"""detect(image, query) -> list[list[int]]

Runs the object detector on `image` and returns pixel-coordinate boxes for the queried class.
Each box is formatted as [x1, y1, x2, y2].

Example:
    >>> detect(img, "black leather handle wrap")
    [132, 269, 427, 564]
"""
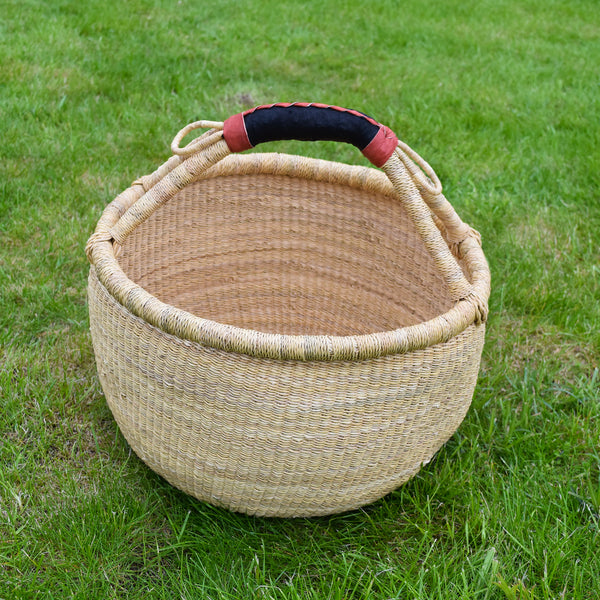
[223, 103, 399, 167]
[245, 105, 380, 150]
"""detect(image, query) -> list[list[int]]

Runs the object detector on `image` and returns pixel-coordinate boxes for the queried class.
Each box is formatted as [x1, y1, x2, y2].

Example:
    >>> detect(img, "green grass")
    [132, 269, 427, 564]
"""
[1, 0, 599, 597]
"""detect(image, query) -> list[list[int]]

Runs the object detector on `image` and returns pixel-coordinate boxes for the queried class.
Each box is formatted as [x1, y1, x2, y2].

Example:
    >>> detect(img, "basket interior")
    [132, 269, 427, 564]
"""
[117, 173, 456, 336]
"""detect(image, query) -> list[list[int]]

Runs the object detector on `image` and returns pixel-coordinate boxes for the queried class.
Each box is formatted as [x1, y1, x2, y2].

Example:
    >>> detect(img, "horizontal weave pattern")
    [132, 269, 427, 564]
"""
[119, 175, 451, 336]
[89, 269, 485, 517]
[87, 140, 490, 517]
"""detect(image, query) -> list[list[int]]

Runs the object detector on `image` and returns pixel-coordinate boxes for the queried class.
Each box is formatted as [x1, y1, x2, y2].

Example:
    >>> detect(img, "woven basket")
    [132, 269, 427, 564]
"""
[86, 104, 490, 517]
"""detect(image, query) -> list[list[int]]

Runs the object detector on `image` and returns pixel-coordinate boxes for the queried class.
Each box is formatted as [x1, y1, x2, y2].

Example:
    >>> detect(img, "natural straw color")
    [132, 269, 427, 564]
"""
[86, 123, 490, 517]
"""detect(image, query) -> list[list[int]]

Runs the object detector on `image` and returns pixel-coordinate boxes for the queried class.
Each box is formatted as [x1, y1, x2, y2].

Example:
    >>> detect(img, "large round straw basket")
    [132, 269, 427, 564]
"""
[86, 104, 490, 517]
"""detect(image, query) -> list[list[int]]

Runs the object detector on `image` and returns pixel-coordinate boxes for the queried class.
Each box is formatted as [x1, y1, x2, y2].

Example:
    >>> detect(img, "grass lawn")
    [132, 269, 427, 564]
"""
[1, 0, 598, 597]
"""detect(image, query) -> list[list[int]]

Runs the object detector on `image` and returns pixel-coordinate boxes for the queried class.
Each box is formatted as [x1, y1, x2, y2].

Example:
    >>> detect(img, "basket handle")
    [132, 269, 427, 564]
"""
[222, 103, 399, 168]
[100, 105, 488, 321]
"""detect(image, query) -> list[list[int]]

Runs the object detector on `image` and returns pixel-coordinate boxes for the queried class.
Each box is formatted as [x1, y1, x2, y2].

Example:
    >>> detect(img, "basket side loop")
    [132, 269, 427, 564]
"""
[393, 143, 479, 252]
[171, 121, 225, 156]
[382, 152, 477, 306]
[394, 141, 442, 196]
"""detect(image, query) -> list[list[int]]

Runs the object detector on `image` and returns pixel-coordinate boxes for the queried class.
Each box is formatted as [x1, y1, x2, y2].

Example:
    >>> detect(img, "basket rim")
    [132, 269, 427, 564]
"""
[88, 151, 490, 361]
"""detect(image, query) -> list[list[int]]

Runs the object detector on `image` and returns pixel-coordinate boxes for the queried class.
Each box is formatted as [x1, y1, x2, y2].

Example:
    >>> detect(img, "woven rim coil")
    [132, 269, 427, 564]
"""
[86, 105, 491, 517]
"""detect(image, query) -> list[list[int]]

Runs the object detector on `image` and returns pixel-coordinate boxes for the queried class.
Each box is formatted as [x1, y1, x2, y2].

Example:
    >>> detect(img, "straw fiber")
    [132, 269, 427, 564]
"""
[86, 125, 490, 517]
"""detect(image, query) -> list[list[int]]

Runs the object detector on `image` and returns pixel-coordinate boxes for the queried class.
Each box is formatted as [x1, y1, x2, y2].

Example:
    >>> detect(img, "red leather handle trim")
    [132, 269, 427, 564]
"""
[361, 125, 399, 168]
[222, 112, 252, 153]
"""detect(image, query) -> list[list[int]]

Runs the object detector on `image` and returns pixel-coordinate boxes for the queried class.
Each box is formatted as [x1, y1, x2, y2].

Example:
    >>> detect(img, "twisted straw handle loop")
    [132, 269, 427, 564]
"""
[394, 141, 442, 196]
[393, 142, 480, 248]
[171, 120, 225, 156]
[381, 152, 480, 309]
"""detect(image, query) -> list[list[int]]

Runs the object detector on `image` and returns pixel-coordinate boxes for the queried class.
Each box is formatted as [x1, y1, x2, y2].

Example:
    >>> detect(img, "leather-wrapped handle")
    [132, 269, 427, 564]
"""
[223, 103, 399, 168]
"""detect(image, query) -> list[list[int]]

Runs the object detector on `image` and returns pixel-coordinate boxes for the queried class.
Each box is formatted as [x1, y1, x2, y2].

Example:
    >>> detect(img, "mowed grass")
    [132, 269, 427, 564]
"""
[1, 0, 599, 598]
